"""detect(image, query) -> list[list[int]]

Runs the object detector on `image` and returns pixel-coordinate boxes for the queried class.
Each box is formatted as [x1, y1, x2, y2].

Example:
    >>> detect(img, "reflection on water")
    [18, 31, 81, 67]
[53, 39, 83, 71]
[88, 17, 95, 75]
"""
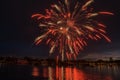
[0, 64, 120, 80]
[32, 66, 39, 77]
[31, 65, 120, 80]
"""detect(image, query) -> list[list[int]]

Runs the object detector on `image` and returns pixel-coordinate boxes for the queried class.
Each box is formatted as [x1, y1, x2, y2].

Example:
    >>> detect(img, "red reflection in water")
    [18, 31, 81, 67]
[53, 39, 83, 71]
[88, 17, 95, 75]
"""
[43, 67, 48, 78]
[56, 66, 60, 80]
[56, 66, 85, 80]
[65, 67, 73, 80]
[42, 66, 113, 80]
[32, 66, 39, 77]
[73, 68, 85, 80]
[56, 66, 67, 80]
[65, 67, 85, 80]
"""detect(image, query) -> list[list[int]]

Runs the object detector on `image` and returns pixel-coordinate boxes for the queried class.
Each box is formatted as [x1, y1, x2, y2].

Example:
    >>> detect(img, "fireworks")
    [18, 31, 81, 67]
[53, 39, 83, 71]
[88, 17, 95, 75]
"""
[32, 0, 113, 60]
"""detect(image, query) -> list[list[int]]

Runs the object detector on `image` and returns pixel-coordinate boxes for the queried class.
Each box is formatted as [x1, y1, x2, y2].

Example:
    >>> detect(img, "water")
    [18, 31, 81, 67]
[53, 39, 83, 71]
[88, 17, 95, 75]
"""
[0, 64, 120, 80]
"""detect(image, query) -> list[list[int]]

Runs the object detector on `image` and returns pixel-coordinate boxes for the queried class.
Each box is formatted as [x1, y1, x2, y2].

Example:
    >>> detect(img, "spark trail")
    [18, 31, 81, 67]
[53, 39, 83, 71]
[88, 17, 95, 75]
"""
[32, 0, 113, 60]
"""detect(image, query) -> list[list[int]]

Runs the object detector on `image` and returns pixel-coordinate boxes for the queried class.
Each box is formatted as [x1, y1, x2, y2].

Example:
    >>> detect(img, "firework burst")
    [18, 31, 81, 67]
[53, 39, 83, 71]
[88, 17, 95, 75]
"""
[32, 0, 113, 60]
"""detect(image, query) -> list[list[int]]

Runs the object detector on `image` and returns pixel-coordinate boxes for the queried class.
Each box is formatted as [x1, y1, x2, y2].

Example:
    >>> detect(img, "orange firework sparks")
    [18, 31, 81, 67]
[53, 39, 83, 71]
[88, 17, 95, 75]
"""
[32, 0, 113, 60]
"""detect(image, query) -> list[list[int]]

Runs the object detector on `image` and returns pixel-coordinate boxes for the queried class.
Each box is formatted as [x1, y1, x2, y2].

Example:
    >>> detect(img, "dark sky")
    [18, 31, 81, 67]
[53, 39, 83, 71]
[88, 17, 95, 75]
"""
[1, 0, 120, 59]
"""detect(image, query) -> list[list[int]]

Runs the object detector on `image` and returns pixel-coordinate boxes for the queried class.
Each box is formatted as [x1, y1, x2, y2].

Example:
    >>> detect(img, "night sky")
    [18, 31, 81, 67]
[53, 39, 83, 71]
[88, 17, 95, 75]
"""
[1, 0, 120, 59]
